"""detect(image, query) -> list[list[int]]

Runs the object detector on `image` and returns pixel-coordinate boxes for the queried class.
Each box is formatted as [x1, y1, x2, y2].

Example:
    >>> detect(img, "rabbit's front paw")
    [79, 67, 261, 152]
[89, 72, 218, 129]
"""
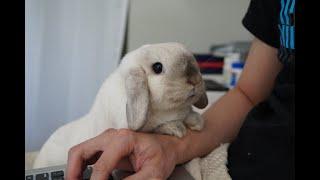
[154, 120, 187, 138]
[184, 112, 204, 131]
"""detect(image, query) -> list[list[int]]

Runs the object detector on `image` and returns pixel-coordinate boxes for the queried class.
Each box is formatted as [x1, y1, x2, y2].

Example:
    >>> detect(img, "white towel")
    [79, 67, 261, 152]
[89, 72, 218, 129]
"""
[184, 143, 231, 180]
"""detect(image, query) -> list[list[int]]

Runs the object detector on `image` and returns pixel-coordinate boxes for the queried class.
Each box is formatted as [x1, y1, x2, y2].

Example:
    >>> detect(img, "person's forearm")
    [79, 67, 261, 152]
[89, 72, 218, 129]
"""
[174, 86, 254, 164]
[172, 38, 281, 165]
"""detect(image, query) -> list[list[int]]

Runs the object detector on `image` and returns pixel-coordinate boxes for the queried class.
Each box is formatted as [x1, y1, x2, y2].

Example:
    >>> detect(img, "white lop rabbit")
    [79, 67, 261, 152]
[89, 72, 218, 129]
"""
[33, 42, 208, 169]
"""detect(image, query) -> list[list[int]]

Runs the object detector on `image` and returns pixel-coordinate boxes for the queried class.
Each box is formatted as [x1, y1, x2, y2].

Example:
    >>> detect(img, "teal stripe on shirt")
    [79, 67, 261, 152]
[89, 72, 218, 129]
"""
[280, 0, 285, 24]
[284, 0, 291, 25]
[290, 26, 295, 49]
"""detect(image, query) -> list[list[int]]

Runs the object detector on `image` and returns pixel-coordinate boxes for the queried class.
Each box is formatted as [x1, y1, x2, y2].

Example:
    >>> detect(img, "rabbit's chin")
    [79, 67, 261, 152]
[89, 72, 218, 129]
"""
[174, 89, 204, 108]
[185, 94, 200, 106]
[171, 92, 200, 108]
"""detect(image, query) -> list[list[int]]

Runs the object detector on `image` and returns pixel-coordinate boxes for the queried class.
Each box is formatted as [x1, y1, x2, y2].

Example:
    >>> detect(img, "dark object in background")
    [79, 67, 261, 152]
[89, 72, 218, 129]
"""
[210, 41, 251, 63]
[204, 79, 229, 91]
[194, 54, 224, 74]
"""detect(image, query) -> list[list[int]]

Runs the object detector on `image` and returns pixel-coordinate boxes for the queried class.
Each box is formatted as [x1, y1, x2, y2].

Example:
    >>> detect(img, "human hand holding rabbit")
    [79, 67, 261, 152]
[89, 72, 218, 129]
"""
[66, 128, 183, 180]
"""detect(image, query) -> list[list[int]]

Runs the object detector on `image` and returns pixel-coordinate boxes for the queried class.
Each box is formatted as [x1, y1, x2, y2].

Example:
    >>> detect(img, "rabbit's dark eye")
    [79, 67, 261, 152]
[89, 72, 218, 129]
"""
[152, 62, 162, 74]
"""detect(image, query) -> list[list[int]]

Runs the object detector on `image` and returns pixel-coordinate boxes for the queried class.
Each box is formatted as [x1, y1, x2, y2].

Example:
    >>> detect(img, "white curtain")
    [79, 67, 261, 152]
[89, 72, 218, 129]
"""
[25, 0, 129, 152]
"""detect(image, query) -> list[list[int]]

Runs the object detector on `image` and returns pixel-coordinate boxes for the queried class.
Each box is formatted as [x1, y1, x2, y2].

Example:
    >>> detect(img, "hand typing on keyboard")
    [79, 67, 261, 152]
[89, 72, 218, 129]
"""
[66, 129, 181, 180]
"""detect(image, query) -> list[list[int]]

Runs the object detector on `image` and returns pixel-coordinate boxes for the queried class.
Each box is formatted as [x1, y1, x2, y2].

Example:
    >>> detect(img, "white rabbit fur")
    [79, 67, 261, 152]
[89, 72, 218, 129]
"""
[33, 42, 208, 168]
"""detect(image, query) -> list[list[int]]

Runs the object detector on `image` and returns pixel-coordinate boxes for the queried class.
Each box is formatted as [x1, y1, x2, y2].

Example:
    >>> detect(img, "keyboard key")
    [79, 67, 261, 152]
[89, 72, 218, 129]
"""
[35, 173, 49, 180]
[26, 175, 33, 180]
[51, 170, 64, 177]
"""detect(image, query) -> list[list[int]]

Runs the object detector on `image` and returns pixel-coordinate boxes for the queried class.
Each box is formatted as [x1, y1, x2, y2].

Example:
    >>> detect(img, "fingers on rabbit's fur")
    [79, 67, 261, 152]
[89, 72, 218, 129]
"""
[184, 112, 204, 131]
[154, 120, 187, 138]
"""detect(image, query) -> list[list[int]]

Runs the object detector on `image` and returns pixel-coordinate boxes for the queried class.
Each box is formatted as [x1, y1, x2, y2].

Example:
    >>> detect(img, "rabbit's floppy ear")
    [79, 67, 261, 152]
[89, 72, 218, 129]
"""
[193, 91, 208, 109]
[125, 67, 150, 130]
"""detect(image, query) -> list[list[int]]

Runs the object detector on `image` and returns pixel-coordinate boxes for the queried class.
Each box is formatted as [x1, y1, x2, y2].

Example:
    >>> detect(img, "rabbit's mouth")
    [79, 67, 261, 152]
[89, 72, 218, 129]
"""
[187, 89, 196, 97]
[186, 85, 204, 101]
[187, 88, 200, 101]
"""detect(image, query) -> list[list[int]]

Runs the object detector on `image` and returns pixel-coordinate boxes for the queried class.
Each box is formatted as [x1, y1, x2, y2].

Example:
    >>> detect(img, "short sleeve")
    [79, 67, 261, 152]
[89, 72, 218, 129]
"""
[242, 0, 280, 48]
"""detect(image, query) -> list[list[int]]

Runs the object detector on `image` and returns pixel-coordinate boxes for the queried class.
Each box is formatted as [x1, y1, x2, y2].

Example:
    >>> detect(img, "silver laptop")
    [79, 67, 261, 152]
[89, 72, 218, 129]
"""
[25, 164, 194, 180]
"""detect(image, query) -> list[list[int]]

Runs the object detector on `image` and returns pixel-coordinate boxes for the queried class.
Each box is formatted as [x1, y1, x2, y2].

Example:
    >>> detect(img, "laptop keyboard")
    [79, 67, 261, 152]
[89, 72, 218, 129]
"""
[25, 165, 109, 180]
[25, 164, 195, 180]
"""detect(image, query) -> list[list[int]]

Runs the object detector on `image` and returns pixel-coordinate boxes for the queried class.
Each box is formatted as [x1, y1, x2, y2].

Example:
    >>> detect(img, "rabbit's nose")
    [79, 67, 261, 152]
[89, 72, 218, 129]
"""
[187, 75, 201, 86]
[185, 61, 201, 86]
